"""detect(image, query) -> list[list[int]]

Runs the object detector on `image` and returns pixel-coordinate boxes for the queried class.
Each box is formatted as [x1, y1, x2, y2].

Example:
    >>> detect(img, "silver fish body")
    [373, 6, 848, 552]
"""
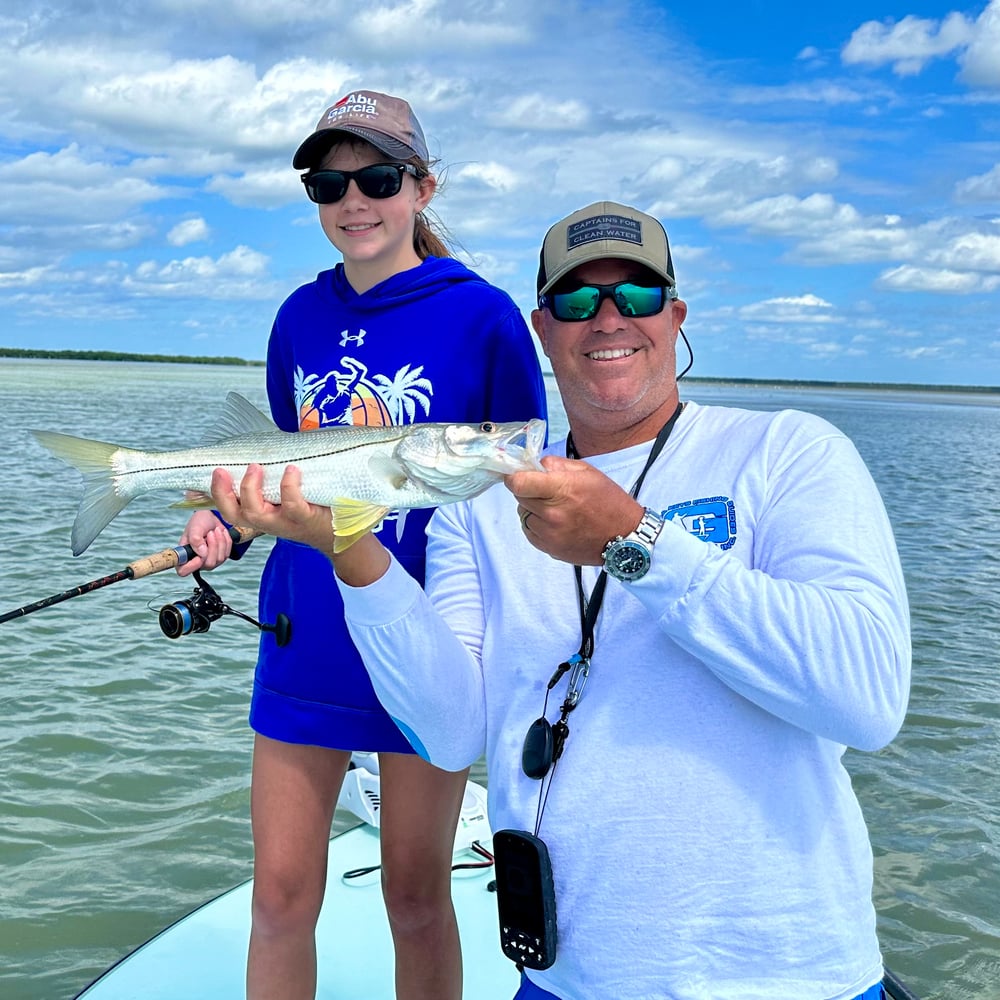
[32, 392, 547, 555]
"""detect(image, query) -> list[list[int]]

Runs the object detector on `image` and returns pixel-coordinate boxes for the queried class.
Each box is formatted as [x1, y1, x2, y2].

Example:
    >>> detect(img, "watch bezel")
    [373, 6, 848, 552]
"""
[603, 538, 652, 581]
[601, 508, 664, 582]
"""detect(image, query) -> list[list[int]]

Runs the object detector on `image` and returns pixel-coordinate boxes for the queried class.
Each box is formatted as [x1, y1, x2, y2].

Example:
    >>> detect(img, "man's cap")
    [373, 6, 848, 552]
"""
[292, 90, 429, 170]
[536, 201, 675, 296]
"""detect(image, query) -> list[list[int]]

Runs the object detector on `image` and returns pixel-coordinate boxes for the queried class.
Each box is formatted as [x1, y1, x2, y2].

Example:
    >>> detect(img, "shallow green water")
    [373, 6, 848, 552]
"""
[2, 360, 998, 1000]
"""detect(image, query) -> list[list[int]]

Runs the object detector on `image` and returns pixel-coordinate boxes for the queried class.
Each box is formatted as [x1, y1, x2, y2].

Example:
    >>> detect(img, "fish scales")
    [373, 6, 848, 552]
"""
[111, 429, 473, 508]
[31, 392, 547, 555]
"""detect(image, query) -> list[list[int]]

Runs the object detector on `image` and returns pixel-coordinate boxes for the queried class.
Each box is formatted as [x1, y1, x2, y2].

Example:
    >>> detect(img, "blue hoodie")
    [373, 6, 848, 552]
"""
[251, 256, 547, 751]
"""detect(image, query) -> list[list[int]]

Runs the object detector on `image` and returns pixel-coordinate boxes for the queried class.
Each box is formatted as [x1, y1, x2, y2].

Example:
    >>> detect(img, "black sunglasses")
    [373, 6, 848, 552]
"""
[301, 163, 422, 205]
[539, 280, 676, 322]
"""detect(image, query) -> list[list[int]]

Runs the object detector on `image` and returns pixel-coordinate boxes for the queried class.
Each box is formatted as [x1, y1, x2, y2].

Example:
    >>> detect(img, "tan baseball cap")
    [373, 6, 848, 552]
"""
[536, 201, 676, 296]
[293, 90, 429, 170]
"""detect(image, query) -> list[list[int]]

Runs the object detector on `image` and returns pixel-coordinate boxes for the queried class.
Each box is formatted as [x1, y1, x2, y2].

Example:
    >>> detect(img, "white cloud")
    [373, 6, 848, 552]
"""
[729, 82, 882, 106]
[876, 264, 1000, 293]
[841, 10, 976, 76]
[804, 339, 867, 358]
[352, 0, 530, 53]
[0, 145, 171, 225]
[960, 0, 1000, 87]
[954, 162, 1000, 202]
[927, 231, 1000, 272]
[123, 245, 278, 298]
[0, 264, 54, 287]
[0, 38, 353, 165]
[452, 161, 520, 193]
[1, 0, 996, 378]
[489, 93, 590, 130]
[167, 217, 210, 246]
[740, 294, 836, 324]
[73, 56, 347, 160]
[714, 193, 860, 238]
[207, 166, 301, 208]
[641, 147, 840, 220]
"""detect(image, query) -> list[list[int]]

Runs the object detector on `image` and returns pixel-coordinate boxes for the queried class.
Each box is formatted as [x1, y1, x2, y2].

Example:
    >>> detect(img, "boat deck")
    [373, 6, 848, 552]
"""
[75, 825, 519, 999]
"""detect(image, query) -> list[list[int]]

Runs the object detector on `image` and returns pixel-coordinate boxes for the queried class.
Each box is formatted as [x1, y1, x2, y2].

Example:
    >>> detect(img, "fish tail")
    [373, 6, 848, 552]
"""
[31, 430, 133, 555]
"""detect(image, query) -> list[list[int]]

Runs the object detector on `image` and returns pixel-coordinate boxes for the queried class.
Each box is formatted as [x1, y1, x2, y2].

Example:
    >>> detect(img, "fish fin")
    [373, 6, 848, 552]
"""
[395, 508, 409, 543]
[200, 392, 277, 445]
[30, 430, 133, 555]
[368, 456, 410, 492]
[331, 499, 391, 554]
[169, 491, 215, 510]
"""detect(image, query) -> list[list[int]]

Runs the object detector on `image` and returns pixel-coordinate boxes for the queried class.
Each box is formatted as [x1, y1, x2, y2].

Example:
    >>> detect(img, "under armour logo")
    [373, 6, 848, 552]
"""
[340, 328, 367, 347]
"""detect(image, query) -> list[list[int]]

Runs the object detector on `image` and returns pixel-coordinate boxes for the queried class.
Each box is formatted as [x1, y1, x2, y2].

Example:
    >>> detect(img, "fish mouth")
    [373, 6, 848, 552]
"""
[493, 418, 546, 472]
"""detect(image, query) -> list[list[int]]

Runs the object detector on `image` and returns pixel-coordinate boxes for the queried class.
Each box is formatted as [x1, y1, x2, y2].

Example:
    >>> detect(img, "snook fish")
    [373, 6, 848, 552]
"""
[32, 391, 547, 556]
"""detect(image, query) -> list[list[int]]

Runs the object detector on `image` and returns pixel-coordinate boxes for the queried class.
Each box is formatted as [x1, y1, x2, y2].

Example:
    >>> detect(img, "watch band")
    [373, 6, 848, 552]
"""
[602, 508, 665, 582]
[632, 508, 665, 548]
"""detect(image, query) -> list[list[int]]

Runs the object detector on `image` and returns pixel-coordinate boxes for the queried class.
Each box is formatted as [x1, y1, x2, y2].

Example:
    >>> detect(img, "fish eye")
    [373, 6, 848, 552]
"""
[479, 422, 497, 432]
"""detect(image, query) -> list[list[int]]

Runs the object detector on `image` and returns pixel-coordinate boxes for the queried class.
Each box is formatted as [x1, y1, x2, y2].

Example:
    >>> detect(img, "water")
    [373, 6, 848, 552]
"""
[2, 360, 999, 1000]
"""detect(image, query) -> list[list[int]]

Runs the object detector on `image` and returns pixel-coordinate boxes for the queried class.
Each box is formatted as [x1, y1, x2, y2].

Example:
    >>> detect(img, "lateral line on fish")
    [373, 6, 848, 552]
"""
[114, 453, 389, 476]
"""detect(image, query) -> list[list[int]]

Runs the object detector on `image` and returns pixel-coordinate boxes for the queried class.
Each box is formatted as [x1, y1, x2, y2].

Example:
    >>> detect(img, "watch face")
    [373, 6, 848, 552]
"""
[606, 540, 651, 581]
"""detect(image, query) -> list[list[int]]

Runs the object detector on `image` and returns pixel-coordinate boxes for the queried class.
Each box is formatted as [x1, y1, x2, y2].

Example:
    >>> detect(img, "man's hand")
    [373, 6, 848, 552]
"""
[505, 456, 645, 566]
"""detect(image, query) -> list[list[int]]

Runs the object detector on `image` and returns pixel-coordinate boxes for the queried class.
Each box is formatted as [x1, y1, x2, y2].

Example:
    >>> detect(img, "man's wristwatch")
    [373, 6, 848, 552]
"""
[601, 508, 665, 582]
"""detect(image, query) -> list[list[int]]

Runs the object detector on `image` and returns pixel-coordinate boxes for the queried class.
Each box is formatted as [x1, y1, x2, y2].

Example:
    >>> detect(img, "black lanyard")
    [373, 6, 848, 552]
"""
[529, 401, 684, 834]
[567, 399, 684, 663]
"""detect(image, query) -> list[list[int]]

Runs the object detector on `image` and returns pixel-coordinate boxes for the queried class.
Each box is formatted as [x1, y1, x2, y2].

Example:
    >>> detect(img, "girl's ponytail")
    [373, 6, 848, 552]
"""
[408, 154, 454, 260]
[414, 210, 452, 259]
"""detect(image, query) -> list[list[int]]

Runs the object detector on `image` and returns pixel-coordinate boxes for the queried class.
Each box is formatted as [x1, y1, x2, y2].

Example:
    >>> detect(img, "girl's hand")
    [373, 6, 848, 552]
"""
[177, 509, 233, 577]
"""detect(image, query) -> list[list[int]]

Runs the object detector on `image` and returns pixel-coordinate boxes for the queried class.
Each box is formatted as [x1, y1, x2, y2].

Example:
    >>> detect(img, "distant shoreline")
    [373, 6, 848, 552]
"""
[0, 347, 264, 367]
[1, 347, 996, 394]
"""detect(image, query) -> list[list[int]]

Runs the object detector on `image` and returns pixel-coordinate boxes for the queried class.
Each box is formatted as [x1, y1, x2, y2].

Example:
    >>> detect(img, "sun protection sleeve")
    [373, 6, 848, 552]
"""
[618, 404, 911, 751]
[337, 503, 489, 771]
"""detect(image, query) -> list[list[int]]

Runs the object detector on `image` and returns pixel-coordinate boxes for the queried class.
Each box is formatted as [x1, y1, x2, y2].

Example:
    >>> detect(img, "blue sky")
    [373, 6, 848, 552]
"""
[1, 1, 998, 386]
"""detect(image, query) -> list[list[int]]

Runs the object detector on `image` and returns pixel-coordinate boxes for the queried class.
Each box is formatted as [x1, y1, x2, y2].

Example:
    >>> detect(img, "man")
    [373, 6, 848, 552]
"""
[213, 201, 911, 1000]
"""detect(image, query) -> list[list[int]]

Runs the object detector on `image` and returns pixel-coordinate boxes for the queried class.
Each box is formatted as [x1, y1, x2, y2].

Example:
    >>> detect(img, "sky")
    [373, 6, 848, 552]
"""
[1, 1, 998, 386]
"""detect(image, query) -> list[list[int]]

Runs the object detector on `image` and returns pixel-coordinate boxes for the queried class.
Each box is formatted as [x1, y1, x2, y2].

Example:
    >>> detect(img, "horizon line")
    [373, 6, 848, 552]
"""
[1, 347, 997, 395]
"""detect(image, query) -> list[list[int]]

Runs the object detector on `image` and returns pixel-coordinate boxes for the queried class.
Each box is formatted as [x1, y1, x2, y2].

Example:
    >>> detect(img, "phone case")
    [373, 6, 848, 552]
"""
[492, 829, 558, 970]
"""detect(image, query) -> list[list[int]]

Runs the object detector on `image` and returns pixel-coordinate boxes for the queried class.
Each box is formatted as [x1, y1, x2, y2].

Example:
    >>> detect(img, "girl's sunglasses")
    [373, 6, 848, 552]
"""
[301, 163, 422, 205]
[539, 281, 677, 322]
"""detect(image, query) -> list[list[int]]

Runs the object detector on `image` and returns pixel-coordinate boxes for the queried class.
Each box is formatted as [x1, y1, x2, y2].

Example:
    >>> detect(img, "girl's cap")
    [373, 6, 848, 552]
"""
[293, 90, 429, 170]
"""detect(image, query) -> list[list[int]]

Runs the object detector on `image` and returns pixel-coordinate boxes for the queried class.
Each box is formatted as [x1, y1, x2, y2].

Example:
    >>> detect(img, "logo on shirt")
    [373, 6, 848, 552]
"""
[663, 496, 736, 550]
[294, 357, 433, 430]
[291, 359, 435, 538]
[340, 328, 367, 347]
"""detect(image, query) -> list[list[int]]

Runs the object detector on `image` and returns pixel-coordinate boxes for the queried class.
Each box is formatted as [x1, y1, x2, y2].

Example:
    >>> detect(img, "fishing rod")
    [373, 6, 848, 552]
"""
[0, 525, 290, 646]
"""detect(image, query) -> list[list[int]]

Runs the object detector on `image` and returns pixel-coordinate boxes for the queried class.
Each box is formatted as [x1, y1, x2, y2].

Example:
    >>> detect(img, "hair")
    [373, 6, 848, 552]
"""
[405, 152, 453, 260]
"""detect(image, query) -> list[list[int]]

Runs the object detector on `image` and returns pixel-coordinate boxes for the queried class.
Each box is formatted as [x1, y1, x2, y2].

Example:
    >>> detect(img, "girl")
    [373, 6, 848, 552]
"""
[179, 90, 546, 1000]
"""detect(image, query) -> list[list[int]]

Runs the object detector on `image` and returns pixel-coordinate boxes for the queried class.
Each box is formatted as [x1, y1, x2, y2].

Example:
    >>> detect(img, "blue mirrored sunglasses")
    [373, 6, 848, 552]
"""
[539, 281, 677, 322]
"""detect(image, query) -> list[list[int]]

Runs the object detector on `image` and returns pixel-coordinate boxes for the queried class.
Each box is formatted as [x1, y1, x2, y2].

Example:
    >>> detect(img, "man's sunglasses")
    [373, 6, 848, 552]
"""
[301, 163, 422, 205]
[539, 281, 677, 322]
